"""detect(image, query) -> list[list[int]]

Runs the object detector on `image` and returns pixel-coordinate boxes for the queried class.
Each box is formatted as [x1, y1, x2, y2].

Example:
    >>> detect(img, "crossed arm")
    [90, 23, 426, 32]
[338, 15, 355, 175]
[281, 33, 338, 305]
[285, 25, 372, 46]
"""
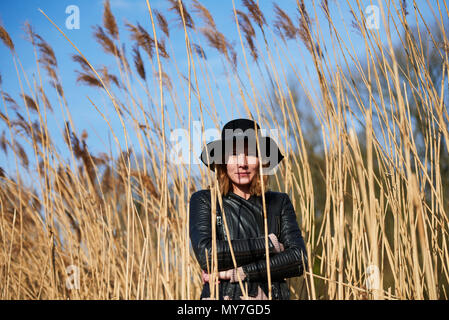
[189, 191, 308, 282]
[189, 191, 277, 271]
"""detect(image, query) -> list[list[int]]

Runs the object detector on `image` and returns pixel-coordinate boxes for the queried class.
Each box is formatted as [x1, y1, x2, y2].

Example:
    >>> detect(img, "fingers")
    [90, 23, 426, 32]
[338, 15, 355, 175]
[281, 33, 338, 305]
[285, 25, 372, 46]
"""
[202, 270, 229, 283]
[268, 233, 283, 253]
[219, 270, 232, 280]
[240, 287, 269, 300]
[202, 268, 243, 285]
[201, 270, 208, 284]
[257, 286, 269, 300]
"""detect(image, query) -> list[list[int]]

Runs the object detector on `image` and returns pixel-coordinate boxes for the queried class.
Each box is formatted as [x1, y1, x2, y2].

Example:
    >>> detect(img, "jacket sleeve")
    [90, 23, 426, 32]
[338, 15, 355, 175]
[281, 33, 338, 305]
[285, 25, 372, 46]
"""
[241, 193, 308, 281]
[189, 190, 275, 271]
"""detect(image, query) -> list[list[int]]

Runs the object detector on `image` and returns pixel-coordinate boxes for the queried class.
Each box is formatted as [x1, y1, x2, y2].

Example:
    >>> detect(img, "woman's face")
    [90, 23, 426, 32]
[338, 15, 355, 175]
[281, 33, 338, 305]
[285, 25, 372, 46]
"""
[226, 145, 259, 188]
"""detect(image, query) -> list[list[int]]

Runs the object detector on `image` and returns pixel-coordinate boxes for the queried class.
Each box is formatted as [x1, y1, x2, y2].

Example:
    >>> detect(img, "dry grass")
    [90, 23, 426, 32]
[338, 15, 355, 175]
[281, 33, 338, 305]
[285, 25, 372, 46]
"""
[0, 0, 448, 300]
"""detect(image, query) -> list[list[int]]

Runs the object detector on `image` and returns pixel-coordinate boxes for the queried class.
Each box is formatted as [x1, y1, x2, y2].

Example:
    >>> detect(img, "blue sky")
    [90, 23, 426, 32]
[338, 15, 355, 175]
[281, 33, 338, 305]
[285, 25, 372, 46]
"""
[0, 0, 443, 186]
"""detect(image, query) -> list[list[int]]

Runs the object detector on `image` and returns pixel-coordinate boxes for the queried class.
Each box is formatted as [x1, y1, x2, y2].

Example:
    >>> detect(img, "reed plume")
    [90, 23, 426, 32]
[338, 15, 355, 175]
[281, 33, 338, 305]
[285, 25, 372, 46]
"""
[100, 164, 113, 195]
[0, 24, 15, 52]
[132, 45, 146, 81]
[11, 112, 29, 136]
[37, 39, 57, 67]
[126, 22, 154, 59]
[116, 148, 132, 175]
[103, 0, 119, 40]
[192, 43, 207, 59]
[155, 10, 170, 38]
[273, 3, 298, 40]
[350, 10, 362, 36]
[55, 165, 74, 197]
[201, 27, 236, 67]
[54, 83, 64, 97]
[63, 122, 98, 195]
[75, 53, 120, 89]
[2, 92, 20, 111]
[23, 21, 38, 46]
[24, 21, 63, 95]
[320, 0, 330, 20]
[42, 65, 58, 82]
[54, 165, 81, 242]
[72, 54, 91, 72]
[158, 70, 173, 91]
[0, 131, 8, 155]
[21, 94, 39, 113]
[93, 25, 120, 58]
[157, 38, 169, 59]
[242, 0, 266, 30]
[120, 43, 131, 71]
[0, 111, 9, 126]
[76, 71, 103, 88]
[236, 9, 258, 61]
[297, 0, 313, 54]
[15, 141, 29, 169]
[126, 22, 169, 59]
[96, 152, 110, 166]
[192, 0, 216, 29]
[99, 66, 121, 88]
[31, 120, 50, 146]
[39, 86, 53, 113]
[168, 0, 195, 29]
[130, 170, 159, 198]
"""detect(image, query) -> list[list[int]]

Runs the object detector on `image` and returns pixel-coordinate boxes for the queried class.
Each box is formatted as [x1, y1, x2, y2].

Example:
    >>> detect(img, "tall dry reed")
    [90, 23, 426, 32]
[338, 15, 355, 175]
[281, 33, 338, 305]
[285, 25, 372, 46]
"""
[0, 0, 448, 300]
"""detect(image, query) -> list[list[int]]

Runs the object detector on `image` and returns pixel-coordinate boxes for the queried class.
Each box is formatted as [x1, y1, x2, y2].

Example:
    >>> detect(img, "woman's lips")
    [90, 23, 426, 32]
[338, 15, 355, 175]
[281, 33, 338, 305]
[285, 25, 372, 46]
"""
[237, 172, 249, 176]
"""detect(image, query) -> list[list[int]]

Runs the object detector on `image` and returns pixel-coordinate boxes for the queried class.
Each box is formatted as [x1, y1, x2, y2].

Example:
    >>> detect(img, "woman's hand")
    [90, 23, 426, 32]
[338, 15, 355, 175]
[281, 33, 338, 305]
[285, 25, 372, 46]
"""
[202, 270, 217, 284]
[268, 233, 284, 253]
[202, 267, 246, 283]
[202, 270, 226, 284]
[201, 270, 231, 283]
[240, 286, 269, 300]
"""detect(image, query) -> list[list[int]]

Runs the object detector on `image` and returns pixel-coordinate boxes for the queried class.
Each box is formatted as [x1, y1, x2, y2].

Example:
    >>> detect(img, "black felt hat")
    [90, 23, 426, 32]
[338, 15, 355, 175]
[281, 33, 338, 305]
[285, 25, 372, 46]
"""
[199, 118, 284, 174]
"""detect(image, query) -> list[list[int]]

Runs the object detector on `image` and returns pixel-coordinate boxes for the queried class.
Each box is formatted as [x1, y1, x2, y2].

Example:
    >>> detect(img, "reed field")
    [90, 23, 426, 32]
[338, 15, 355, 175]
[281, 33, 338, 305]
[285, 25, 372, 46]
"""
[0, 0, 448, 299]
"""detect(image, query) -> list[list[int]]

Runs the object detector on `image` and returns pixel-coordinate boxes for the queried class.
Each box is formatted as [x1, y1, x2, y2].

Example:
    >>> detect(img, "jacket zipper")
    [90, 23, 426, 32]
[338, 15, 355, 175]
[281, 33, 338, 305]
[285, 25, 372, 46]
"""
[216, 215, 227, 241]
[276, 216, 281, 238]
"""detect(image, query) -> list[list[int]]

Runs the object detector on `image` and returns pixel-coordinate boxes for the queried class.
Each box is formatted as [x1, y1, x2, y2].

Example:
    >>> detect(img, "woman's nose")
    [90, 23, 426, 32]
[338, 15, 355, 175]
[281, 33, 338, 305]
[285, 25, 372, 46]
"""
[237, 153, 248, 166]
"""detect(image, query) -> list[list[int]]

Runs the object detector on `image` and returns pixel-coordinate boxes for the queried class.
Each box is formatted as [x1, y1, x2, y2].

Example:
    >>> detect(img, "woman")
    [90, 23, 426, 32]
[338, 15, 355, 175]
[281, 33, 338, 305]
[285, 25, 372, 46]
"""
[189, 118, 307, 300]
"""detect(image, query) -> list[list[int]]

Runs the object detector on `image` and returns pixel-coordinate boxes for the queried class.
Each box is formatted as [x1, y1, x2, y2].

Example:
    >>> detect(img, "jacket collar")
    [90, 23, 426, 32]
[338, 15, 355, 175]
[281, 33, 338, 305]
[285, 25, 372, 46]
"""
[227, 191, 264, 213]
[228, 191, 254, 201]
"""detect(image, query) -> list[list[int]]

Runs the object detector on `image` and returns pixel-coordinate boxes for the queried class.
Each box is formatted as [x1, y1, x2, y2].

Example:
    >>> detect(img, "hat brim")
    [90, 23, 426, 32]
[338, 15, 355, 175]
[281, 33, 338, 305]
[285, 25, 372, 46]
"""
[199, 136, 284, 172]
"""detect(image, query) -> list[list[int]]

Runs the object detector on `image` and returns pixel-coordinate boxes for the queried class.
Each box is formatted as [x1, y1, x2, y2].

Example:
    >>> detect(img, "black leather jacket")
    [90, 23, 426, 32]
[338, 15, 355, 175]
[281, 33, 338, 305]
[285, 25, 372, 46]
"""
[189, 189, 307, 300]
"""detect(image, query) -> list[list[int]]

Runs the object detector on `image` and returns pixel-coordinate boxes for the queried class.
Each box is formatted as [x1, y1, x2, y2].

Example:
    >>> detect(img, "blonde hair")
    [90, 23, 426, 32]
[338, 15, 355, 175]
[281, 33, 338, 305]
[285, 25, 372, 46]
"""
[211, 163, 270, 197]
